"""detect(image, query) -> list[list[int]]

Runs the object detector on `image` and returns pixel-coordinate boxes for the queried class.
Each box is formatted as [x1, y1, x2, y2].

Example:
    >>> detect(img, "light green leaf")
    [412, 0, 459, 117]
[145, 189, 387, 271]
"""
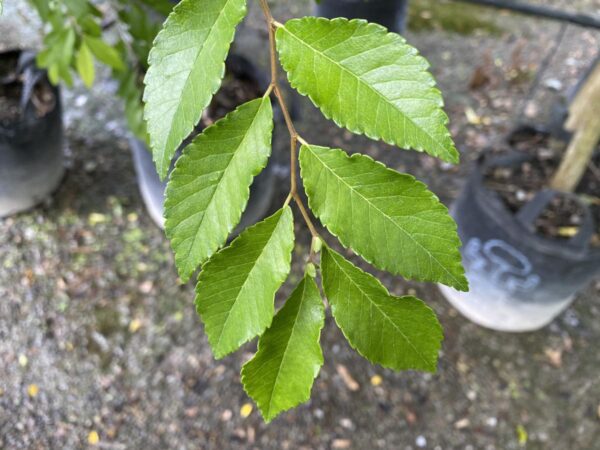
[300, 144, 467, 290]
[37, 26, 75, 86]
[276, 18, 458, 163]
[242, 275, 324, 422]
[29, 0, 51, 21]
[83, 35, 125, 71]
[143, 0, 247, 179]
[165, 97, 273, 281]
[76, 41, 95, 88]
[196, 207, 295, 359]
[321, 246, 442, 372]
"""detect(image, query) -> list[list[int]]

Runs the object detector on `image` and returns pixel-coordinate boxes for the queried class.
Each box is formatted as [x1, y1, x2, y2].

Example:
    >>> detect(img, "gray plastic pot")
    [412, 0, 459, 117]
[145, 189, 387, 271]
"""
[315, 0, 409, 33]
[0, 50, 64, 218]
[440, 142, 600, 332]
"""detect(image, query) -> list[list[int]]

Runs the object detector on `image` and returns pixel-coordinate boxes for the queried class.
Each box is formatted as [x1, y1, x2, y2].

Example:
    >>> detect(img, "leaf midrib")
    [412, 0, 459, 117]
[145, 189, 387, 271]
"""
[162, 0, 242, 169]
[307, 147, 462, 286]
[264, 280, 308, 417]
[282, 23, 447, 156]
[181, 99, 266, 268]
[213, 210, 285, 352]
[327, 250, 431, 368]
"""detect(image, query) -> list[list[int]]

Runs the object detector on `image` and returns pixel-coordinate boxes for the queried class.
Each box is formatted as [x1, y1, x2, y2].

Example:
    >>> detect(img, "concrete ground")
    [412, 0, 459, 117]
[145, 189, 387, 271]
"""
[1, 0, 599, 449]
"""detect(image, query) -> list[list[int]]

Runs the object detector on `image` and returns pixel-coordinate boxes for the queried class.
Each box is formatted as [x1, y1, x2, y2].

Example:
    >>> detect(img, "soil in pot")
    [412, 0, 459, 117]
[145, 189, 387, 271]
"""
[0, 50, 64, 218]
[484, 128, 600, 246]
[440, 126, 600, 332]
[131, 55, 276, 230]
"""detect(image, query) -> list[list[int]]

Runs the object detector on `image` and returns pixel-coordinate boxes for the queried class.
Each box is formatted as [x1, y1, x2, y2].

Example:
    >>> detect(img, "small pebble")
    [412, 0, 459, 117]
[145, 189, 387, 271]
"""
[128, 319, 143, 333]
[370, 375, 382, 386]
[544, 78, 563, 91]
[240, 403, 253, 418]
[27, 384, 39, 398]
[87, 431, 99, 445]
[332, 439, 351, 449]
[18, 354, 28, 367]
[455, 417, 470, 429]
[415, 435, 427, 447]
[486, 417, 498, 427]
[88, 213, 107, 226]
[336, 364, 359, 391]
[340, 418, 353, 430]
[221, 409, 232, 421]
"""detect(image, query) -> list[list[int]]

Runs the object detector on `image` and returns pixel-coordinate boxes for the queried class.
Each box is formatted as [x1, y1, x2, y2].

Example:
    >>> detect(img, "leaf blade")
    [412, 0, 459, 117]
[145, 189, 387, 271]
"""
[195, 207, 295, 359]
[321, 246, 443, 372]
[276, 17, 458, 163]
[143, 0, 247, 179]
[75, 41, 95, 88]
[300, 144, 467, 290]
[165, 97, 273, 281]
[83, 35, 124, 71]
[242, 275, 325, 422]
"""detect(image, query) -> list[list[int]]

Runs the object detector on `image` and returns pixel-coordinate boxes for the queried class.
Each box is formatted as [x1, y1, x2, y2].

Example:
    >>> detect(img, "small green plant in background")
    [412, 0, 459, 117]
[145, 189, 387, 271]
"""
[28, 0, 173, 139]
[144, 0, 467, 421]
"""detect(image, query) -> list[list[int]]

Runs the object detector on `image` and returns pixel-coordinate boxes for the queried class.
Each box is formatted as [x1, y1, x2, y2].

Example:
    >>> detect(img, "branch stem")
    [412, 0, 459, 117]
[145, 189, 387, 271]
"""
[258, 0, 320, 239]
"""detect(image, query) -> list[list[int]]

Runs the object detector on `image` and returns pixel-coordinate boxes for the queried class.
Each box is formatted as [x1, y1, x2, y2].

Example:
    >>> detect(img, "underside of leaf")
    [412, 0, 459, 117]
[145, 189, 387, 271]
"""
[321, 246, 443, 372]
[300, 144, 467, 290]
[276, 17, 459, 163]
[165, 97, 273, 281]
[195, 207, 295, 359]
[143, 0, 247, 178]
[241, 275, 325, 422]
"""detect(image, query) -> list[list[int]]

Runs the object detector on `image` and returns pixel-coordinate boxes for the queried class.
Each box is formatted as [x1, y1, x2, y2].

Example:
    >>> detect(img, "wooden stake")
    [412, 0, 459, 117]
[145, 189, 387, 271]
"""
[550, 61, 600, 193]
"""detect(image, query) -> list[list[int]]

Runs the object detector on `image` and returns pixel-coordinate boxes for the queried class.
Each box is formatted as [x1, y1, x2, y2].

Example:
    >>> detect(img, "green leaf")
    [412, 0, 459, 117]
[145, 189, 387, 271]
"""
[276, 18, 458, 163]
[29, 0, 51, 21]
[242, 275, 324, 422]
[321, 246, 443, 372]
[143, 0, 248, 179]
[165, 97, 273, 281]
[137, 0, 174, 16]
[37, 26, 76, 86]
[300, 144, 467, 290]
[83, 35, 125, 71]
[196, 207, 295, 359]
[75, 41, 95, 88]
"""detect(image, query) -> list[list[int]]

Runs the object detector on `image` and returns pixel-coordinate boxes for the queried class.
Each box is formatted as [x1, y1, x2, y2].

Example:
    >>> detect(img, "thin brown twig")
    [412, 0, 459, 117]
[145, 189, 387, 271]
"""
[258, 0, 320, 239]
[293, 194, 320, 238]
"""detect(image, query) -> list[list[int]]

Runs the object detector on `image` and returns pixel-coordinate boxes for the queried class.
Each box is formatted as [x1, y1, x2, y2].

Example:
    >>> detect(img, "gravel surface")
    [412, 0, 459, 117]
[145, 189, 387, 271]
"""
[1, 1, 599, 449]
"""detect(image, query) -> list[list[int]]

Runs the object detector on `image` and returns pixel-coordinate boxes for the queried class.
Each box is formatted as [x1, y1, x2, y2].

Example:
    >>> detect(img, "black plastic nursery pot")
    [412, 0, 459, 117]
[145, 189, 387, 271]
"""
[440, 147, 600, 332]
[0, 50, 64, 218]
[131, 54, 277, 230]
[315, 0, 409, 33]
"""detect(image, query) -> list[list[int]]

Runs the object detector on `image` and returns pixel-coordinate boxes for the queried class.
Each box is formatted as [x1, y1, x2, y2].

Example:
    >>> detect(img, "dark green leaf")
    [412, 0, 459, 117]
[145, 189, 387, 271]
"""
[196, 207, 295, 358]
[276, 18, 458, 163]
[165, 97, 273, 281]
[143, 0, 248, 179]
[242, 275, 325, 422]
[321, 246, 443, 372]
[300, 144, 467, 290]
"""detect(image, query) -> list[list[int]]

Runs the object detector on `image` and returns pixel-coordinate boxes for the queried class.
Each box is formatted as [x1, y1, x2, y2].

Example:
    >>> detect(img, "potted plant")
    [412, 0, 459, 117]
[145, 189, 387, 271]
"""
[0, 49, 64, 217]
[315, 0, 410, 33]
[440, 59, 600, 332]
[27, 0, 279, 228]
